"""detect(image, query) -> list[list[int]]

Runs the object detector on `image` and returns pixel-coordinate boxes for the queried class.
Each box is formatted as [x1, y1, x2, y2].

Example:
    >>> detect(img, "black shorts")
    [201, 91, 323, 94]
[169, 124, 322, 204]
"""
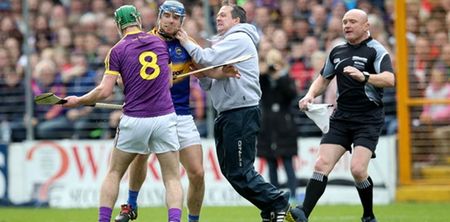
[320, 118, 384, 158]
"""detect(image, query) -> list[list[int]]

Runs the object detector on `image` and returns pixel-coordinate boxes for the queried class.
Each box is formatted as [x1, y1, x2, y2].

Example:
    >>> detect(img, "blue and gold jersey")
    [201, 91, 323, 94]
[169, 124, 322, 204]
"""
[149, 29, 193, 115]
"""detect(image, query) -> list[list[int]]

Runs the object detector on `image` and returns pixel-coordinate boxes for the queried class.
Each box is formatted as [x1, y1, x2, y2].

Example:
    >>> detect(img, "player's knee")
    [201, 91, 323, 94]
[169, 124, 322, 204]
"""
[188, 167, 205, 183]
[313, 156, 333, 174]
[350, 164, 368, 180]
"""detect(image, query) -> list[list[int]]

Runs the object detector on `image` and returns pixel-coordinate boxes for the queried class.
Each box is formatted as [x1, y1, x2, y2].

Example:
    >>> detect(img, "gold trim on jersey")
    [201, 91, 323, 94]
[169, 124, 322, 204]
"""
[105, 70, 120, 75]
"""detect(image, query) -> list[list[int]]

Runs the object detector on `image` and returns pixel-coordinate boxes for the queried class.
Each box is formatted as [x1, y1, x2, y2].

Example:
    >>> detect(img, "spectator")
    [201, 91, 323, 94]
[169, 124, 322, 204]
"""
[294, 0, 311, 18]
[324, 16, 343, 49]
[32, 59, 70, 139]
[254, 6, 271, 36]
[309, 5, 328, 42]
[33, 15, 52, 53]
[289, 36, 318, 95]
[330, 1, 347, 19]
[62, 53, 97, 139]
[4, 37, 22, 67]
[49, 4, 68, 31]
[98, 18, 120, 45]
[139, 6, 158, 31]
[430, 30, 448, 61]
[183, 18, 207, 48]
[292, 17, 311, 42]
[406, 15, 420, 44]
[55, 26, 74, 50]
[0, 16, 23, 44]
[419, 62, 450, 163]
[272, 28, 290, 54]
[241, 0, 257, 23]
[279, 0, 295, 18]
[0, 67, 26, 142]
[83, 33, 102, 70]
[409, 36, 432, 98]
[257, 49, 299, 203]
[440, 43, 450, 79]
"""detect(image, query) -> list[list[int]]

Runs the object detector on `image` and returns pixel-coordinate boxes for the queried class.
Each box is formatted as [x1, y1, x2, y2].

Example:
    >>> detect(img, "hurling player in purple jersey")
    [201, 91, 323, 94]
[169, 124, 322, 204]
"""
[115, 2, 239, 222]
[63, 5, 183, 222]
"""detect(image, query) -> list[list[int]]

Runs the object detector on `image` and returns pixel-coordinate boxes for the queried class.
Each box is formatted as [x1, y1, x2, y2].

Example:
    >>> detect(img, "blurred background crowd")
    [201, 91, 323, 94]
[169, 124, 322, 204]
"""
[0, 0, 449, 164]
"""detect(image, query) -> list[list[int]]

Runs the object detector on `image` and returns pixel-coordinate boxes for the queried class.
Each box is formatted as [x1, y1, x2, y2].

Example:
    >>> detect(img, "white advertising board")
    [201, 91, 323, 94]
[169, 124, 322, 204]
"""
[7, 136, 396, 208]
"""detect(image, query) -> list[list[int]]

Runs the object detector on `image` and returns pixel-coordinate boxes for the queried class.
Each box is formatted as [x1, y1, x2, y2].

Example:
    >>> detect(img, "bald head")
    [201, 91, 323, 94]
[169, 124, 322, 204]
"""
[342, 9, 370, 45]
[344, 9, 368, 22]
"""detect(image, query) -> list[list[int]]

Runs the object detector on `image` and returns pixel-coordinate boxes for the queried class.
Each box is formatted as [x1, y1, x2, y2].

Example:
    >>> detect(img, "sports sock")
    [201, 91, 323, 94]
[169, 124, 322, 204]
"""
[302, 172, 328, 218]
[98, 206, 112, 222]
[168, 208, 182, 222]
[356, 176, 374, 218]
[127, 190, 139, 210]
[188, 214, 200, 222]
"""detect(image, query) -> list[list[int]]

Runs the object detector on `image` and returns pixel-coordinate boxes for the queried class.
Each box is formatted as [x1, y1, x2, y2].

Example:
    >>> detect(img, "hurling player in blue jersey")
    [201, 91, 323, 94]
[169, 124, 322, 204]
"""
[115, 1, 238, 222]
[288, 9, 395, 222]
[63, 5, 184, 222]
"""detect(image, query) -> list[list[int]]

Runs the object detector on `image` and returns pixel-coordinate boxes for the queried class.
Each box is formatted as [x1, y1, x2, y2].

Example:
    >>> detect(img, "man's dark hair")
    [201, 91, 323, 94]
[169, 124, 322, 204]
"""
[231, 5, 246, 23]
[221, 1, 247, 23]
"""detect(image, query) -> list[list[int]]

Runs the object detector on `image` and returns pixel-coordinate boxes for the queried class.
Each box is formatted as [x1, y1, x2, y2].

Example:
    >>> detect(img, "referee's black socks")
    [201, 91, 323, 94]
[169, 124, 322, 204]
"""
[355, 176, 374, 218]
[302, 172, 328, 218]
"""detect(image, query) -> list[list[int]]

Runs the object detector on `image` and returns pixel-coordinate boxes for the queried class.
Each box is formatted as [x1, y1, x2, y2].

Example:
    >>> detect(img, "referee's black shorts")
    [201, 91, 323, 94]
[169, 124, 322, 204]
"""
[320, 118, 384, 158]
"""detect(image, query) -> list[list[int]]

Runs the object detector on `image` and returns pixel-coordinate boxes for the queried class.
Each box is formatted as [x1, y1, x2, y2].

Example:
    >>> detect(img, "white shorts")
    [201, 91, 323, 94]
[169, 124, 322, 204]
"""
[115, 113, 180, 154]
[176, 115, 201, 150]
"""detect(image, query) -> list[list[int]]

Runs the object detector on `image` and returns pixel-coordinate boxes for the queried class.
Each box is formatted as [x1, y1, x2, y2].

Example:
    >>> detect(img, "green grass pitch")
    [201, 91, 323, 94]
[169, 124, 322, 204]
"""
[1, 202, 449, 222]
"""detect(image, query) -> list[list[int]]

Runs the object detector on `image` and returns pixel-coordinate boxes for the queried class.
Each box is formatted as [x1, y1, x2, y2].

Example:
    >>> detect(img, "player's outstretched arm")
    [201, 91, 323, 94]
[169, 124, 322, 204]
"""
[64, 74, 118, 108]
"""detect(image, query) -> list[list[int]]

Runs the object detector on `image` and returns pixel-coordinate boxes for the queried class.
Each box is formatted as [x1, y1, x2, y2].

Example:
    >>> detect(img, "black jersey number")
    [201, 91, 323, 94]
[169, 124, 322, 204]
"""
[139, 51, 160, 80]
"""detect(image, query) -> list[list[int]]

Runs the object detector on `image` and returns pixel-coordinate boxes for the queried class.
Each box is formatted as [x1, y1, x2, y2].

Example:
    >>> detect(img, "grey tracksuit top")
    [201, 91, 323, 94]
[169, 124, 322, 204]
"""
[181, 23, 261, 113]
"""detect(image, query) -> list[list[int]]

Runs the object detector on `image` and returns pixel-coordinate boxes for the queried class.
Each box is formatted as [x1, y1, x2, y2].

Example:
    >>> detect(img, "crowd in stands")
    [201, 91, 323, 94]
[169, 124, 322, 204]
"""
[0, 0, 449, 143]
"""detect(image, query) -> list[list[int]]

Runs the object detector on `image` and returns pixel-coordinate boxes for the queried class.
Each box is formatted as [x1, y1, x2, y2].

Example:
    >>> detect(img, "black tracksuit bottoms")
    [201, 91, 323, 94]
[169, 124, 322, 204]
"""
[214, 106, 288, 212]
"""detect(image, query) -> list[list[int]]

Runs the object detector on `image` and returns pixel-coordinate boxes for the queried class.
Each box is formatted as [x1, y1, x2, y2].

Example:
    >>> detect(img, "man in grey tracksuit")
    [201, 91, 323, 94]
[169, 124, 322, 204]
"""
[176, 3, 292, 222]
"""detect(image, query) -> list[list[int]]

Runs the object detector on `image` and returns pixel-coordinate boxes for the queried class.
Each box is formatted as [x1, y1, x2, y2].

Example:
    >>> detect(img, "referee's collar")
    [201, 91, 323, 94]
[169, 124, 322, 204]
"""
[347, 36, 372, 48]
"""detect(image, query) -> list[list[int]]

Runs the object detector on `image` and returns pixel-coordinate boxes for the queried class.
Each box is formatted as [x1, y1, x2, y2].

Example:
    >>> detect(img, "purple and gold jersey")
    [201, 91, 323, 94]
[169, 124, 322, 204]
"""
[105, 31, 174, 117]
[150, 29, 193, 115]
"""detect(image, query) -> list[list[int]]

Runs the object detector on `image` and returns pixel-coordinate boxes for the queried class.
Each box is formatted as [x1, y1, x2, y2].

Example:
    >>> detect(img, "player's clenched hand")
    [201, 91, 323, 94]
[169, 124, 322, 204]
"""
[343, 66, 365, 82]
[298, 95, 314, 111]
[222, 65, 240, 79]
[63, 96, 81, 108]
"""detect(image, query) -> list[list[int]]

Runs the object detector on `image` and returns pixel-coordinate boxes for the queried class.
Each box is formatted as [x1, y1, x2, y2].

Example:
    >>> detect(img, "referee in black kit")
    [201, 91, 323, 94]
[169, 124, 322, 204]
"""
[287, 9, 395, 222]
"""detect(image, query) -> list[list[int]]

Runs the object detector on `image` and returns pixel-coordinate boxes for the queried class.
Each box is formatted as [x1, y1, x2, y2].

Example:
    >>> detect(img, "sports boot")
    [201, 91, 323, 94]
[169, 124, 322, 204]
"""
[261, 191, 292, 222]
[286, 206, 308, 222]
[114, 204, 137, 222]
[260, 211, 271, 222]
[273, 203, 291, 222]
[361, 216, 377, 222]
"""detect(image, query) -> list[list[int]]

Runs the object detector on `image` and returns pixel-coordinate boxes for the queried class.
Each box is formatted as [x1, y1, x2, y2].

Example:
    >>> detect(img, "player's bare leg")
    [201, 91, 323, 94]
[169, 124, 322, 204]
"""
[157, 151, 184, 222]
[128, 154, 148, 196]
[98, 148, 137, 222]
[115, 154, 148, 222]
[179, 144, 205, 221]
